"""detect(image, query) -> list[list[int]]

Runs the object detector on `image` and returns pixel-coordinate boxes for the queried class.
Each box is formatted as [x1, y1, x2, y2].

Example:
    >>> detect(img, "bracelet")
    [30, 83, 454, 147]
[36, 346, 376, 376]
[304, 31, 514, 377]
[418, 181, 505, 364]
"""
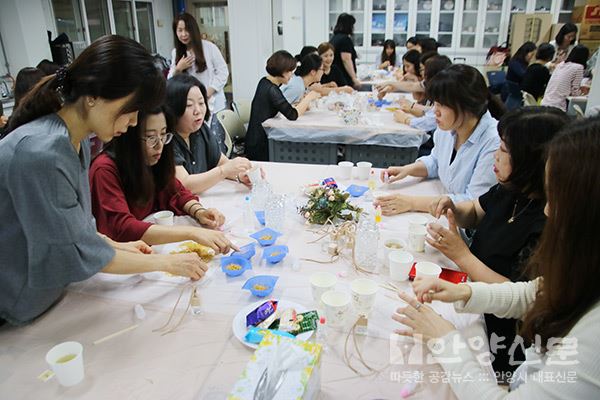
[236, 173, 242, 183]
[410, 102, 415, 110]
[193, 207, 207, 221]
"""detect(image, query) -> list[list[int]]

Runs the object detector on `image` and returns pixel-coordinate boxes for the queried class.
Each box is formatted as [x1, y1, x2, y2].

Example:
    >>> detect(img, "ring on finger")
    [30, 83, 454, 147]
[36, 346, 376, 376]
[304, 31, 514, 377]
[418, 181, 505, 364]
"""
[414, 302, 422, 311]
[437, 235, 443, 243]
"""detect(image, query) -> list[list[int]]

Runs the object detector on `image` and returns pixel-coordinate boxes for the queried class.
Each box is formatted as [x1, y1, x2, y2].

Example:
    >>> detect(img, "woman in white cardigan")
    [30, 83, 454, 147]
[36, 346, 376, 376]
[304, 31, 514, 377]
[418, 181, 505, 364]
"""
[392, 118, 600, 399]
[168, 12, 229, 114]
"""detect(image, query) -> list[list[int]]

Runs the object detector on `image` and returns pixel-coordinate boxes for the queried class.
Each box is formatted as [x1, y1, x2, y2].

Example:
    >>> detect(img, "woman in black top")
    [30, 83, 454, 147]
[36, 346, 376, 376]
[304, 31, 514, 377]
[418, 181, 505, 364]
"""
[506, 41, 537, 85]
[521, 43, 555, 100]
[329, 13, 360, 89]
[426, 107, 570, 377]
[166, 74, 256, 193]
[318, 42, 349, 87]
[246, 50, 319, 161]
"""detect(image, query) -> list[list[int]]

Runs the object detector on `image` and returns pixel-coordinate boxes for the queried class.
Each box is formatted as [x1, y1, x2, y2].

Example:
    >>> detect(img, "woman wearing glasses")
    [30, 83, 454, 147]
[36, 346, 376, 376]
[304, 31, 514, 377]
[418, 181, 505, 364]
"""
[89, 105, 231, 249]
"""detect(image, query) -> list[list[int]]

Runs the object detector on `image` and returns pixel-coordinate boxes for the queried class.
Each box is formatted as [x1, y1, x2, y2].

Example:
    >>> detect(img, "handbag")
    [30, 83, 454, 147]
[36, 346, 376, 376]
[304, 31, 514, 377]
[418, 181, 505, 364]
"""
[486, 42, 511, 67]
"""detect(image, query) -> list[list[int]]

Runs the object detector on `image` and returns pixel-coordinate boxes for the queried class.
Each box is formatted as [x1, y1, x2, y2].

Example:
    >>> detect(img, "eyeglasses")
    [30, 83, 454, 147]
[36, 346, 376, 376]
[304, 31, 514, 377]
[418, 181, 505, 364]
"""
[142, 132, 173, 148]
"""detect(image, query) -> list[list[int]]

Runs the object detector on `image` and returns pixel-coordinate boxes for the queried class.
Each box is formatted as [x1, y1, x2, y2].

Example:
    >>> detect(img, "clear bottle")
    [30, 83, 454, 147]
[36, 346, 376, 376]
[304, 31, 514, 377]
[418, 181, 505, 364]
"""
[190, 287, 202, 316]
[354, 212, 380, 272]
[316, 316, 328, 351]
[243, 195, 254, 231]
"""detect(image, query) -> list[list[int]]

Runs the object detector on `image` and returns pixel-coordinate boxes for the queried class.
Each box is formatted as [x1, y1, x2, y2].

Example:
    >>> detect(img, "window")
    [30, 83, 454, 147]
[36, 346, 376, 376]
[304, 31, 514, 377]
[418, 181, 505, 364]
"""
[84, 0, 110, 42]
[136, 2, 156, 53]
[51, 0, 85, 42]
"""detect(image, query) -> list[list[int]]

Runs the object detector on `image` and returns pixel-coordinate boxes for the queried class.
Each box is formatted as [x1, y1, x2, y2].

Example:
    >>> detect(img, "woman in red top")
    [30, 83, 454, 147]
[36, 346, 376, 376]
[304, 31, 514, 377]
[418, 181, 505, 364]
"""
[90, 105, 230, 251]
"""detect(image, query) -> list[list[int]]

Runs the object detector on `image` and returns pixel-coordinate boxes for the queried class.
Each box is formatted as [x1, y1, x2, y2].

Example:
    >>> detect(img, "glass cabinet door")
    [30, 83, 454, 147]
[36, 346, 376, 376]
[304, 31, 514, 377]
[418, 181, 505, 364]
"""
[350, 0, 364, 46]
[438, 0, 456, 48]
[328, 0, 343, 38]
[113, 0, 135, 40]
[84, 0, 110, 42]
[416, 0, 433, 40]
[483, 0, 502, 48]
[460, 0, 479, 48]
[559, 0, 575, 23]
[393, 0, 409, 46]
[535, 0, 552, 12]
[510, 0, 527, 13]
[371, 0, 386, 46]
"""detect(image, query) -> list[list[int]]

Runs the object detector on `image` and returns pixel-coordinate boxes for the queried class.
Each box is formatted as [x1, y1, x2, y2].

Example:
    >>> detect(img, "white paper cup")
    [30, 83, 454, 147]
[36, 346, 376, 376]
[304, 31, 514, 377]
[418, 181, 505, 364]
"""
[356, 161, 372, 180]
[321, 290, 351, 327]
[45, 341, 84, 387]
[153, 210, 174, 226]
[247, 166, 262, 185]
[415, 261, 442, 279]
[408, 214, 429, 231]
[350, 278, 379, 316]
[337, 161, 354, 180]
[408, 224, 427, 252]
[383, 239, 405, 267]
[310, 272, 337, 305]
[388, 250, 414, 281]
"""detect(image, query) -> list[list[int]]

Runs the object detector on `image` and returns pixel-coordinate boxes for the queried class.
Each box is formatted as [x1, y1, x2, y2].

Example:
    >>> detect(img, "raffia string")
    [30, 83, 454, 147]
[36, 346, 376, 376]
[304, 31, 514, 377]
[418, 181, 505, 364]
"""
[153, 283, 197, 335]
[343, 317, 391, 376]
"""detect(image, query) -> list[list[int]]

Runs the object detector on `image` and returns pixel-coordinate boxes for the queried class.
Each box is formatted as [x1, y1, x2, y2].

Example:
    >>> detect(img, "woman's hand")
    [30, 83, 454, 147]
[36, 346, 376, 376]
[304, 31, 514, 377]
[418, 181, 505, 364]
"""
[425, 210, 470, 263]
[373, 194, 413, 215]
[412, 277, 472, 304]
[428, 196, 456, 219]
[196, 208, 225, 229]
[121, 240, 153, 254]
[398, 98, 413, 112]
[392, 291, 456, 340]
[175, 54, 195, 73]
[221, 157, 252, 180]
[0, 115, 8, 129]
[238, 167, 265, 188]
[164, 253, 208, 281]
[380, 165, 410, 183]
[338, 86, 354, 94]
[380, 60, 391, 69]
[393, 109, 411, 125]
[189, 227, 237, 254]
[305, 90, 321, 102]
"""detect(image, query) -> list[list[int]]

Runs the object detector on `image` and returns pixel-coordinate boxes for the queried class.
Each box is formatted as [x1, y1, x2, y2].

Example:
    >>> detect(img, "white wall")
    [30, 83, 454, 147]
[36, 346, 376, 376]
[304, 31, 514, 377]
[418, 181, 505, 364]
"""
[303, 0, 326, 48]
[153, 0, 174, 59]
[228, 0, 273, 101]
[282, 0, 303, 55]
[0, 0, 53, 76]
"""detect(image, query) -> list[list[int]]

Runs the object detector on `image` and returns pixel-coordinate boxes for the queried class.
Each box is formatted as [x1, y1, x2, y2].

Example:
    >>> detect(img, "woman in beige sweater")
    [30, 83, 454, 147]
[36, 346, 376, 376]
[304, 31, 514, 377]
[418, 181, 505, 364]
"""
[392, 118, 600, 399]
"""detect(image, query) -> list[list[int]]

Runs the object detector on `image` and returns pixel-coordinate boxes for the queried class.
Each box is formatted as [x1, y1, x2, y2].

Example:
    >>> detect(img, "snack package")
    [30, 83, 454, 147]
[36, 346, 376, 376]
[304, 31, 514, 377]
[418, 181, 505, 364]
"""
[244, 326, 295, 344]
[246, 300, 278, 327]
[290, 311, 319, 336]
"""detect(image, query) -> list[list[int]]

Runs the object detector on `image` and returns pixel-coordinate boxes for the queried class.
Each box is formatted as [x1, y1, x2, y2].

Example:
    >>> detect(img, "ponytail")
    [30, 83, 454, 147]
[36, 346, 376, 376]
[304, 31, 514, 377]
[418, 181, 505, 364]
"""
[7, 74, 62, 132]
[295, 53, 322, 77]
[487, 90, 507, 120]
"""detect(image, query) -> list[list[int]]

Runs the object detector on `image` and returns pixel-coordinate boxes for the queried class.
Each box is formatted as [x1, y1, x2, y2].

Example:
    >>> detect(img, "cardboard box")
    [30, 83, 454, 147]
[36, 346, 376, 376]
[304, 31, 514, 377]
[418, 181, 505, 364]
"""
[579, 39, 600, 52]
[228, 333, 322, 400]
[580, 5, 600, 40]
[510, 13, 553, 53]
[572, 6, 585, 23]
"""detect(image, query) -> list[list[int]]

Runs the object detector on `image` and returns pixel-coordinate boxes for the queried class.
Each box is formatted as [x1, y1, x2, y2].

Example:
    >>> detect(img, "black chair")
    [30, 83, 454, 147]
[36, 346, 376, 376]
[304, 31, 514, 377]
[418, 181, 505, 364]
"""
[503, 80, 523, 111]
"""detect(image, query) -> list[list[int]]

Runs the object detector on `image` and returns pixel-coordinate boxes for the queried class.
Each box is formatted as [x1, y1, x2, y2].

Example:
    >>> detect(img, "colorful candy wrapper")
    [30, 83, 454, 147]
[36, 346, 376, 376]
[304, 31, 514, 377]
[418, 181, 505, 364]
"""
[246, 300, 278, 327]
[321, 177, 338, 189]
[244, 326, 295, 344]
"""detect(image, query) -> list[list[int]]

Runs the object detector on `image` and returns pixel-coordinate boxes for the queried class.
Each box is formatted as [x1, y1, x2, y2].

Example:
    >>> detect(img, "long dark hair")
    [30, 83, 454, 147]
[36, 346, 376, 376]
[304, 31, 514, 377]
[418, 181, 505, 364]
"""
[103, 105, 176, 206]
[497, 107, 570, 200]
[512, 41, 536, 66]
[14, 67, 45, 108]
[566, 44, 590, 68]
[426, 64, 505, 121]
[165, 74, 210, 127]
[173, 13, 207, 73]
[333, 13, 356, 35]
[555, 23, 578, 47]
[295, 54, 322, 77]
[520, 118, 600, 351]
[8, 35, 164, 133]
[381, 39, 397, 66]
[402, 49, 421, 78]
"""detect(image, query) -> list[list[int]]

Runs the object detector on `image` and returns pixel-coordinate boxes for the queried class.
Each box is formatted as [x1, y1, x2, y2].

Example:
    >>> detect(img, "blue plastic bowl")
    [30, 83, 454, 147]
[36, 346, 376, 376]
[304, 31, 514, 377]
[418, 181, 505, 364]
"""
[220, 255, 251, 277]
[232, 243, 256, 260]
[243, 275, 279, 297]
[263, 245, 289, 264]
[255, 211, 266, 226]
[250, 227, 282, 247]
[346, 184, 369, 197]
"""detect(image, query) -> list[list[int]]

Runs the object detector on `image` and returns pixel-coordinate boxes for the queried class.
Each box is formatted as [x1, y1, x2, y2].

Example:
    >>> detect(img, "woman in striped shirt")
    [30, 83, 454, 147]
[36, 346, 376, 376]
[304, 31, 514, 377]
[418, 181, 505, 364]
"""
[541, 45, 589, 111]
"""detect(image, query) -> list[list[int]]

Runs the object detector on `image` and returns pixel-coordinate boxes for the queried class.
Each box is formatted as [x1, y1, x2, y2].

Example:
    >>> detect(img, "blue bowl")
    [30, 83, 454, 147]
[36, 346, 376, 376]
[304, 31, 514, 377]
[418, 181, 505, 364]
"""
[232, 243, 256, 260]
[250, 227, 282, 247]
[263, 245, 289, 264]
[220, 255, 251, 277]
[243, 275, 279, 297]
[255, 211, 266, 226]
[346, 184, 369, 197]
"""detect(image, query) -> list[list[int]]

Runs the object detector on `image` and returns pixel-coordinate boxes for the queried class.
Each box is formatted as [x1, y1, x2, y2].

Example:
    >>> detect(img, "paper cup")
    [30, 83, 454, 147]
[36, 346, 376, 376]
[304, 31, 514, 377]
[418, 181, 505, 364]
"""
[247, 166, 262, 185]
[389, 250, 414, 281]
[356, 161, 372, 180]
[154, 210, 174, 226]
[383, 239, 405, 267]
[408, 224, 427, 252]
[408, 214, 429, 231]
[415, 261, 442, 279]
[309, 272, 337, 305]
[45, 341, 84, 387]
[337, 161, 354, 180]
[321, 290, 351, 327]
[350, 278, 379, 316]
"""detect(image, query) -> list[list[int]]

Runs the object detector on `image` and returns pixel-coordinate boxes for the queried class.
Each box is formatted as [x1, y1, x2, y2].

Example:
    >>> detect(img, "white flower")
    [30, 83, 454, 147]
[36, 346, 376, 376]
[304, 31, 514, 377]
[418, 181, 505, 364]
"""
[328, 195, 335, 201]
[304, 212, 311, 218]
[327, 190, 334, 197]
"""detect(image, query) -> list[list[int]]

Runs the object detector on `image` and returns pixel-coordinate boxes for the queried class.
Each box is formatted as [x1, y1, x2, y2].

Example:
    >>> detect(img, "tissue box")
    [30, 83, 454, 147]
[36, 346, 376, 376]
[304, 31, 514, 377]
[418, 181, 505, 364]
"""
[228, 332, 322, 400]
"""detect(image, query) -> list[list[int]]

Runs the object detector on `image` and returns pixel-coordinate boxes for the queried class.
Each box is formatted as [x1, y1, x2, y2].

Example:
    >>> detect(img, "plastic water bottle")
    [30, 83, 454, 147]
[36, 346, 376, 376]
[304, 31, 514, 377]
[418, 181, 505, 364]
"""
[316, 316, 328, 351]
[354, 212, 379, 272]
[243, 195, 254, 231]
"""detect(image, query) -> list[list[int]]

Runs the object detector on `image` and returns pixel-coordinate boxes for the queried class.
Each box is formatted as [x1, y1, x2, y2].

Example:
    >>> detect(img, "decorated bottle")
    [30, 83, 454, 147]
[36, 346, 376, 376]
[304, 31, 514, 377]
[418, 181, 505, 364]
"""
[354, 212, 379, 272]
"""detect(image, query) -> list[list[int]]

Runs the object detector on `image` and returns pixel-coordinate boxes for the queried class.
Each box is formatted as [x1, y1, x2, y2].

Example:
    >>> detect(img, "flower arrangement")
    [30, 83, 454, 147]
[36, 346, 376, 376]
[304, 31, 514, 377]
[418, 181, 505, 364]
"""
[299, 185, 362, 225]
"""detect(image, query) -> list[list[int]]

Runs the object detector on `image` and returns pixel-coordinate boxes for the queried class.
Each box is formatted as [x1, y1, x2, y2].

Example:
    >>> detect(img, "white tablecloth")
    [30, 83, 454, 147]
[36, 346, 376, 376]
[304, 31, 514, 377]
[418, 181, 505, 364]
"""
[0, 162, 491, 400]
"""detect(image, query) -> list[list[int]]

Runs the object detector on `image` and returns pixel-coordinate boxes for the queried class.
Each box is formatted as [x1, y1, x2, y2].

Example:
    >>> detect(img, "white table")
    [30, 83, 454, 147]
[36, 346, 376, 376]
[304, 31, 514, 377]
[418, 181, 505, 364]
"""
[0, 162, 491, 400]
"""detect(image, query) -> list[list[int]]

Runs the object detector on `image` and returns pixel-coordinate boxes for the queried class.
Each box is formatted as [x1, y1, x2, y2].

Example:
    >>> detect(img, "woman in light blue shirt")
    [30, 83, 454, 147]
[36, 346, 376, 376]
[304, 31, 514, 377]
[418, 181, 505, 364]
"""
[376, 64, 506, 215]
[281, 54, 324, 104]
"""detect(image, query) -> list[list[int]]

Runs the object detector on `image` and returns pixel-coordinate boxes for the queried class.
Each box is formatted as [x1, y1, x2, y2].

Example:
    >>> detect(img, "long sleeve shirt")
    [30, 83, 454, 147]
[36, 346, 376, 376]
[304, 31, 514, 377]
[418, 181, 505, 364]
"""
[431, 279, 600, 399]
[168, 40, 229, 113]
[417, 111, 499, 202]
[541, 62, 584, 111]
[89, 154, 198, 242]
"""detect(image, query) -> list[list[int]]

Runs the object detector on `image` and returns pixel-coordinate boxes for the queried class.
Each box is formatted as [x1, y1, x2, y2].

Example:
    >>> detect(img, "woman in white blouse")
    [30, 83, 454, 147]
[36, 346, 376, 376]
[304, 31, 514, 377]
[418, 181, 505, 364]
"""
[392, 118, 600, 399]
[168, 13, 229, 114]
